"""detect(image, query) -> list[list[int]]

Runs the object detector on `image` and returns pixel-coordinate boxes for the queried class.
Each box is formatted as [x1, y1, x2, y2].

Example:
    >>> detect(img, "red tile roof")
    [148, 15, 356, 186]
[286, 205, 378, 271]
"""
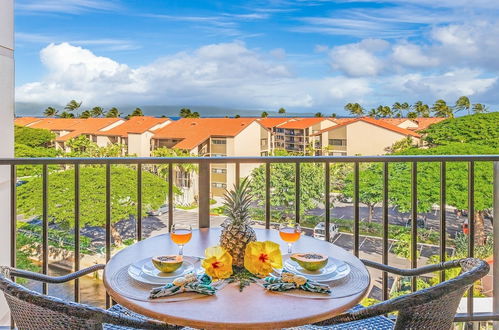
[277, 117, 330, 129]
[153, 118, 257, 150]
[314, 117, 421, 137]
[258, 117, 291, 129]
[96, 116, 169, 137]
[14, 117, 42, 126]
[28, 118, 85, 131]
[412, 117, 447, 131]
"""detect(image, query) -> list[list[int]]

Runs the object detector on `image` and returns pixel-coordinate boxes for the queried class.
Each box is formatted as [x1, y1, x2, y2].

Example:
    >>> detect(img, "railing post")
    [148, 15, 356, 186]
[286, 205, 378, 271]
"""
[199, 162, 210, 228]
[493, 161, 499, 330]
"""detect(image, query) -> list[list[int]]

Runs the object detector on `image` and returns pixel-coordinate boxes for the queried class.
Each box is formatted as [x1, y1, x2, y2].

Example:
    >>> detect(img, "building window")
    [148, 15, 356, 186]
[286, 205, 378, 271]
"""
[175, 171, 192, 188]
[332, 152, 347, 156]
[212, 168, 226, 174]
[276, 128, 284, 133]
[329, 139, 347, 146]
[212, 139, 226, 145]
[212, 182, 227, 188]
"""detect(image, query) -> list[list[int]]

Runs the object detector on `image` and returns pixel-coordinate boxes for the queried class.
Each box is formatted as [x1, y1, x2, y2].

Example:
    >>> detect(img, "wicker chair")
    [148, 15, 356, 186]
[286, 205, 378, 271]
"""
[0, 265, 180, 329]
[294, 257, 490, 330]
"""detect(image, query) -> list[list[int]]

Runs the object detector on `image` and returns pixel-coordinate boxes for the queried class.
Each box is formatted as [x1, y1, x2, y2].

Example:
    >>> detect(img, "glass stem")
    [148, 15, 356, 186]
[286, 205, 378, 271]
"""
[287, 243, 292, 254]
[179, 245, 184, 256]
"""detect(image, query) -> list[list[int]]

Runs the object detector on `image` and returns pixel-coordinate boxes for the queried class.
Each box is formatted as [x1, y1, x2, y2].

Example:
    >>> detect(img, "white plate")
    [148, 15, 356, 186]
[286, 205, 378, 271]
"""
[283, 255, 351, 282]
[128, 256, 200, 285]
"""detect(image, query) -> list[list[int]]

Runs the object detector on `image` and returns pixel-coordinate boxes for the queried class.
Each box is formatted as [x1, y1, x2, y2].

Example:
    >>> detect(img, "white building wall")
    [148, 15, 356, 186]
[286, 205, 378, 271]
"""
[128, 132, 153, 157]
[0, 0, 14, 324]
[232, 121, 262, 183]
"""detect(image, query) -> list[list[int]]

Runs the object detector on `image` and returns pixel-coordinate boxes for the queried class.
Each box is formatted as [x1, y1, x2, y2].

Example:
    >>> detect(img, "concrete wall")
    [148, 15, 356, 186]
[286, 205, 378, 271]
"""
[0, 0, 14, 324]
[345, 121, 416, 155]
[128, 132, 153, 157]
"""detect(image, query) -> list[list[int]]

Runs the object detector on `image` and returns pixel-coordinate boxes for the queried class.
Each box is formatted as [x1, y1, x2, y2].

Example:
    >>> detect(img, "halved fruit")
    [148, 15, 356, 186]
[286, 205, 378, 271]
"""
[290, 253, 328, 271]
[152, 255, 183, 273]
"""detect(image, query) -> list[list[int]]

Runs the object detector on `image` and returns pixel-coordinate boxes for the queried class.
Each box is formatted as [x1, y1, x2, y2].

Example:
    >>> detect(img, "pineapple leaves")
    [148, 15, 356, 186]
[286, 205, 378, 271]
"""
[222, 177, 253, 224]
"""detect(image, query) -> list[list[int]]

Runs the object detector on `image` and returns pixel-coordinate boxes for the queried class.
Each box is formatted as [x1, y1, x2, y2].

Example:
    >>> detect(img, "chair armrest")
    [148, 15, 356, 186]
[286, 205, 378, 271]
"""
[9, 264, 105, 283]
[313, 301, 397, 325]
[361, 259, 462, 276]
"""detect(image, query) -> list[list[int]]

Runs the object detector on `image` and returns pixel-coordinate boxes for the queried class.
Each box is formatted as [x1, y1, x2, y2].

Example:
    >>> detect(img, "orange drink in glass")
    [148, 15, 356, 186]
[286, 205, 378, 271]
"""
[170, 224, 192, 255]
[279, 223, 301, 253]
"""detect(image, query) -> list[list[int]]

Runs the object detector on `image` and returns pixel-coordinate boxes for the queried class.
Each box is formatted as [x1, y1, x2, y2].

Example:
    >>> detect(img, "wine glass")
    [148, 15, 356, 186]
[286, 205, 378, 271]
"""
[279, 222, 302, 254]
[170, 224, 192, 255]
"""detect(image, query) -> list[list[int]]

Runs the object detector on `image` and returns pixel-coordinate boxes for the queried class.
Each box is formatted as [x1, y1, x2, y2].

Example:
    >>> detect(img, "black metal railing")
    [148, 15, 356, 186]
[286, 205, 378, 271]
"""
[1, 154, 498, 323]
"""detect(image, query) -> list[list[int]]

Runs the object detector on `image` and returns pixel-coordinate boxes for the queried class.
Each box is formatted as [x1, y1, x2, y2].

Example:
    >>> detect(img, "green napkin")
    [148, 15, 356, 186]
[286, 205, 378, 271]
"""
[149, 273, 216, 299]
[263, 271, 331, 294]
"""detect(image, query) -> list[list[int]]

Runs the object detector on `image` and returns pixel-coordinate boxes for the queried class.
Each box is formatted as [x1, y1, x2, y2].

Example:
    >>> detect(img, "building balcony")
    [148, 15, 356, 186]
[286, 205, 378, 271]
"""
[1, 155, 498, 327]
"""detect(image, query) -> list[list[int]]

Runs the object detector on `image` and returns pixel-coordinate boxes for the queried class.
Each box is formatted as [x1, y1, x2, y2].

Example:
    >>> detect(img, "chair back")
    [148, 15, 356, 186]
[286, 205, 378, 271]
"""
[394, 258, 489, 329]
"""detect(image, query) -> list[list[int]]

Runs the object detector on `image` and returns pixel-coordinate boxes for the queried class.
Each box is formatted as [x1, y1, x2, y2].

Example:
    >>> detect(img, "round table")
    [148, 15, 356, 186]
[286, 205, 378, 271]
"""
[104, 228, 370, 329]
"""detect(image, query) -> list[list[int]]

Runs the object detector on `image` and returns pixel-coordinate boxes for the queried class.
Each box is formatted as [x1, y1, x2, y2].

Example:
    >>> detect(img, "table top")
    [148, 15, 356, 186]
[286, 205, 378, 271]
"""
[104, 228, 370, 329]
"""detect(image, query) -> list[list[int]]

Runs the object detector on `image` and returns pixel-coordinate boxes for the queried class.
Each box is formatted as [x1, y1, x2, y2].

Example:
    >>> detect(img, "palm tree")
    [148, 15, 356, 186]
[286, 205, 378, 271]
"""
[64, 100, 82, 116]
[367, 108, 378, 118]
[344, 103, 364, 117]
[331, 113, 337, 118]
[191, 111, 200, 118]
[376, 105, 392, 118]
[278, 107, 286, 115]
[106, 107, 121, 118]
[392, 102, 409, 118]
[234, 114, 241, 118]
[472, 103, 488, 114]
[412, 101, 430, 117]
[431, 99, 453, 118]
[179, 108, 191, 118]
[455, 96, 471, 115]
[407, 111, 418, 119]
[130, 108, 144, 117]
[90, 106, 105, 118]
[43, 106, 58, 117]
[261, 111, 269, 118]
[58, 111, 75, 118]
[315, 112, 323, 117]
[80, 110, 92, 119]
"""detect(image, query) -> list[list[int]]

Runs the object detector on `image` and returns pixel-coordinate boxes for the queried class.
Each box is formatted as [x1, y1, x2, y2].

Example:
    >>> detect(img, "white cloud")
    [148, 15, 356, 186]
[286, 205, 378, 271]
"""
[16, 42, 371, 109]
[329, 39, 389, 77]
[391, 43, 438, 68]
[16, 0, 119, 14]
[270, 48, 286, 59]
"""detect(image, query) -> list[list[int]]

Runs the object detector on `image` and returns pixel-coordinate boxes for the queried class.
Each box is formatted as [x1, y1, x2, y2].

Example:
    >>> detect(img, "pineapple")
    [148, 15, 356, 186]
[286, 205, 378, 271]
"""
[219, 177, 257, 267]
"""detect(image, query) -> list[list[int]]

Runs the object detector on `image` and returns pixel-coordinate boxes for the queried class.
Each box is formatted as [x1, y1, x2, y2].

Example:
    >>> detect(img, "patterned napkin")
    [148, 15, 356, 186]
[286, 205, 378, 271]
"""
[149, 273, 217, 299]
[263, 270, 331, 294]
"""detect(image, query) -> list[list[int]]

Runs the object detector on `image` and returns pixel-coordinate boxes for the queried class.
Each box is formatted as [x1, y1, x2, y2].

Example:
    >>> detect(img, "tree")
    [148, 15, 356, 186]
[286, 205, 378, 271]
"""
[376, 105, 392, 118]
[80, 110, 92, 119]
[344, 103, 364, 117]
[58, 111, 75, 118]
[43, 106, 58, 117]
[367, 108, 378, 118]
[472, 103, 488, 114]
[90, 106, 105, 118]
[66, 136, 126, 157]
[412, 101, 430, 117]
[331, 113, 337, 118]
[422, 112, 499, 147]
[130, 108, 144, 117]
[15, 125, 55, 147]
[431, 99, 453, 118]
[14, 125, 58, 176]
[250, 149, 324, 218]
[261, 111, 269, 118]
[386, 136, 416, 153]
[106, 107, 121, 118]
[64, 100, 82, 116]
[455, 96, 471, 115]
[278, 108, 286, 115]
[343, 163, 383, 222]
[314, 112, 323, 117]
[392, 102, 409, 118]
[179, 108, 199, 118]
[16, 166, 177, 245]
[234, 114, 241, 118]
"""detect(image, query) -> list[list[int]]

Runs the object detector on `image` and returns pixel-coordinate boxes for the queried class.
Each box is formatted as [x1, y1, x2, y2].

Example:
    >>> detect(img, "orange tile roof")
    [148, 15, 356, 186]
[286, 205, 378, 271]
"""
[314, 117, 420, 137]
[277, 117, 330, 129]
[258, 117, 291, 129]
[153, 118, 257, 150]
[412, 117, 447, 131]
[96, 116, 169, 137]
[379, 118, 411, 126]
[330, 118, 356, 124]
[14, 117, 42, 126]
[54, 118, 124, 142]
[29, 118, 85, 131]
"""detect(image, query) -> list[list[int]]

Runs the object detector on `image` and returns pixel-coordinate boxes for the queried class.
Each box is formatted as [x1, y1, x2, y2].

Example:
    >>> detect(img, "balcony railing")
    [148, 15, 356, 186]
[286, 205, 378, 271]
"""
[1, 154, 498, 324]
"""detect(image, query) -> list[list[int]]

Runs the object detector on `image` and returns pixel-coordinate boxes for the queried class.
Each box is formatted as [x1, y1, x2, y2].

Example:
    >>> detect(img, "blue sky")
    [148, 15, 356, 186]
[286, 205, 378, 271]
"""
[14, 0, 499, 114]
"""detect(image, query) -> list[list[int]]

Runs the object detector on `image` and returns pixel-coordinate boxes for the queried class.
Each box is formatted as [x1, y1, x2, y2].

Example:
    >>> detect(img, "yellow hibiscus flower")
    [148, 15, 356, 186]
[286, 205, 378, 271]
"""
[244, 241, 283, 277]
[202, 246, 233, 279]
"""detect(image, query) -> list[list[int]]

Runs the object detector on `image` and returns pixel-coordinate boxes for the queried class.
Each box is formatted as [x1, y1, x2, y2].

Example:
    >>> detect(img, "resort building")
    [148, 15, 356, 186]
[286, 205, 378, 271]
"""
[93, 116, 170, 156]
[151, 118, 265, 201]
[313, 117, 421, 155]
